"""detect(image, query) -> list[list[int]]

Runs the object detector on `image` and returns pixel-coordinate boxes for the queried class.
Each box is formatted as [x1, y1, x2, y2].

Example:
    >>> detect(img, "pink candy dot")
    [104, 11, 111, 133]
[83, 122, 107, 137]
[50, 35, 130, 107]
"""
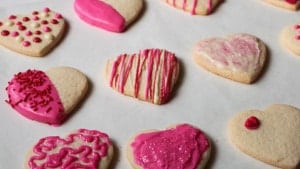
[23, 17, 30, 22]
[41, 20, 48, 25]
[18, 25, 26, 31]
[23, 41, 31, 47]
[32, 11, 39, 15]
[9, 15, 17, 20]
[35, 30, 42, 35]
[294, 24, 300, 30]
[43, 26, 51, 32]
[55, 13, 63, 19]
[26, 31, 32, 36]
[11, 31, 19, 37]
[33, 37, 42, 43]
[51, 19, 59, 24]
[16, 21, 22, 26]
[1, 30, 10, 36]
[33, 16, 40, 21]
[43, 7, 51, 13]
[296, 35, 300, 40]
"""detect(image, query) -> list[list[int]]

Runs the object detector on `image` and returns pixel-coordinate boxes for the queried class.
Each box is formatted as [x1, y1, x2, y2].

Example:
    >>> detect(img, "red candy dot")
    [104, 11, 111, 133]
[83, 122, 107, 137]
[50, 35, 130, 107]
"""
[9, 15, 17, 20]
[295, 25, 300, 30]
[16, 21, 22, 25]
[0, 22, 2, 26]
[1, 30, 10, 36]
[23, 41, 31, 47]
[55, 13, 63, 19]
[43, 26, 51, 32]
[32, 11, 39, 15]
[285, 0, 297, 4]
[35, 30, 42, 35]
[33, 16, 40, 21]
[26, 31, 32, 36]
[245, 116, 260, 130]
[18, 25, 26, 31]
[43, 7, 50, 12]
[41, 20, 48, 25]
[33, 37, 42, 43]
[296, 35, 300, 40]
[23, 17, 30, 22]
[11, 31, 19, 37]
[51, 19, 59, 24]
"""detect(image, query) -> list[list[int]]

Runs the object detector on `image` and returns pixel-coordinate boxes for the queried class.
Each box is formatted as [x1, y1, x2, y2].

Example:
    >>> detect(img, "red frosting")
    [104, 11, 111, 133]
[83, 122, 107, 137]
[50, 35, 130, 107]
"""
[245, 116, 260, 130]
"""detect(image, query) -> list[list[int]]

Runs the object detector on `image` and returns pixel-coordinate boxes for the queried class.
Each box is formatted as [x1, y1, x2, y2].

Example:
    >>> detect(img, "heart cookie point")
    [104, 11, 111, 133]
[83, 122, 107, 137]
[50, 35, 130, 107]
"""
[127, 124, 211, 169]
[0, 8, 66, 57]
[25, 129, 114, 169]
[228, 104, 300, 169]
[106, 48, 180, 105]
[193, 33, 267, 84]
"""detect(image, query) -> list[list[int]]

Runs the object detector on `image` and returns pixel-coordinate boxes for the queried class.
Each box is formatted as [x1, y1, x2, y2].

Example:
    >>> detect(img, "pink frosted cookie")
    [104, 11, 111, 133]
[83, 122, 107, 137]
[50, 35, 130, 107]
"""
[74, 0, 143, 32]
[163, 0, 223, 15]
[228, 104, 300, 169]
[280, 23, 300, 56]
[0, 8, 66, 57]
[127, 124, 211, 169]
[262, 0, 300, 10]
[25, 129, 114, 169]
[105, 49, 180, 105]
[193, 33, 267, 84]
[5, 67, 88, 125]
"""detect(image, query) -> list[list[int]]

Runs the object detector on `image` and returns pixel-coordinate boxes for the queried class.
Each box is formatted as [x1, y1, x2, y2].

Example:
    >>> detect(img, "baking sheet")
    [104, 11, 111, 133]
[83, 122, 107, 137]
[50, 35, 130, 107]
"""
[0, 0, 299, 168]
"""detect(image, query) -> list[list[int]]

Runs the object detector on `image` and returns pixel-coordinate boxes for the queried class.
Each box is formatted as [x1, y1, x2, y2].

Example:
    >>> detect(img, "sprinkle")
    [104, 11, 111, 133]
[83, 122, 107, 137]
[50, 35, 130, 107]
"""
[41, 20, 48, 25]
[51, 19, 59, 24]
[18, 25, 27, 31]
[16, 21, 22, 25]
[26, 31, 33, 36]
[33, 16, 40, 21]
[23, 17, 30, 22]
[43, 7, 51, 13]
[55, 13, 63, 19]
[11, 31, 19, 37]
[32, 11, 39, 15]
[43, 26, 51, 32]
[33, 37, 42, 43]
[23, 41, 31, 47]
[35, 30, 42, 35]
[1, 30, 10, 36]
[9, 15, 17, 20]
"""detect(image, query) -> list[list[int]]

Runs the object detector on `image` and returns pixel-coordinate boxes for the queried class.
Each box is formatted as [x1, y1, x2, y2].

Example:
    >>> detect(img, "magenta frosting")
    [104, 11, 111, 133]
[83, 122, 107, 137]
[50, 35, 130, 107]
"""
[131, 124, 210, 169]
[74, 0, 126, 32]
[28, 129, 112, 169]
[6, 70, 65, 125]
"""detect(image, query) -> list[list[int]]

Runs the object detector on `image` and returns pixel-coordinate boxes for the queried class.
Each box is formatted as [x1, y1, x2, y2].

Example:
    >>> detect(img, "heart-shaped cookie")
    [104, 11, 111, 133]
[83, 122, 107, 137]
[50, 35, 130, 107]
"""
[163, 0, 223, 15]
[6, 66, 88, 125]
[193, 33, 267, 84]
[105, 49, 180, 105]
[127, 124, 211, 169]
[74, 0, 143, 32]
[25, 129, 114, 169]
[262, 0, 300, 10]
[281, 23, 300, 56]
[0, 8, 66, 57]
[228, 104, 300, 169]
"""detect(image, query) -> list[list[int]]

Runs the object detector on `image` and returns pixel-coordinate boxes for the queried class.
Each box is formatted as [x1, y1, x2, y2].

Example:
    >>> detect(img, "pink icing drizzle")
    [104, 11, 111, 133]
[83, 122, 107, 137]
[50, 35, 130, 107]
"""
[5, 70, 65, 125]
[131, 124, 210, 169]
[196, 34, 261, 72]
[28, 129, 112, 169]
[167, 0, 213, 15]
[109, 49, 179, 104]
[74, 0, 126, 32]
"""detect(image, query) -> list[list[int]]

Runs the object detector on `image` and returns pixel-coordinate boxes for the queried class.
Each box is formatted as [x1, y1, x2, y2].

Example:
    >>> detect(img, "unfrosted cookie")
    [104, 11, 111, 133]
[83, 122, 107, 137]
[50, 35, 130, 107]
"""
[127, 124, 211, 169]
[25, 129, 114, 169]
[105, 48, 180, 105]
[74, 0, 143, 32]
[0, 8, 66, 57]
[263, 0, 300, 10]
[193, 33, 267, 84]
[5, 66, 88, 125]
[163, 0, 223, 15]
[281, 23, 300, 56]
[228, 104, 300, 169]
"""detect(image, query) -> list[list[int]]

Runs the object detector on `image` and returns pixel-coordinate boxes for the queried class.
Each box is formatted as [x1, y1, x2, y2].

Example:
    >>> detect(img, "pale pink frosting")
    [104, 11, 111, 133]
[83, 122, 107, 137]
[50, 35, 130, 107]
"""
[74, 0, 126, 32]
[109, 49, 179, 104]
[196, 34, 261, 72]
[6, 70, 65, 125]
[28, 129, 112, 169]
[167, 0, 213, 14]
[131, 124, 210, 169]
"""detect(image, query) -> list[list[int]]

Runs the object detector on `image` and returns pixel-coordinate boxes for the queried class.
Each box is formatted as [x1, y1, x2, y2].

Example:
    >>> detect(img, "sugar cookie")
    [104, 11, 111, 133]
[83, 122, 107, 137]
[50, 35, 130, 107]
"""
[263, 0, 300, 10]
[281, 23, 300, 56]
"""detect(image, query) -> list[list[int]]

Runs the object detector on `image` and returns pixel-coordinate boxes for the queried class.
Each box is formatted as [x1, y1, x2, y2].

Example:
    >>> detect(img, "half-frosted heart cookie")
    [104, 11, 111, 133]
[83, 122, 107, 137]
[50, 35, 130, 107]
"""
[262, 0, 300, 11]
[25, 129, 114, 169]
[280, 23, 300, 56]
[228, 104, 300, 169]
[105, 49, 180, 105]
[5, 66, 88, 125]
[163, 0, 223, 15]
[193, 33, 267, 84]
[0, 8, 66, 57]
[74, 0, 143, 32]
[127, 124, 211, 169]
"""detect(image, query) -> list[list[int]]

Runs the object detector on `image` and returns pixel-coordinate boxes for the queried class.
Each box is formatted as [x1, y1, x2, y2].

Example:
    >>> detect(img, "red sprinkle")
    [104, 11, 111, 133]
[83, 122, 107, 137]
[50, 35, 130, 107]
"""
[23, 41, 31, 47]
[51, 19, 59, 24]
[32, 11, 39, 15]
[55, 13, 63, 19]
[41, 20, 48, 25]
[18, 25, 27, 31]
[1, 30, 10, 36]
[33, 37, 42, 43]
[16, 21, 22, 25]
[35, 30, 42, 35]
[43, 26, 51, 32]
[22, 17, 30, 22]
[26, 31, 32, 36]
[33, 16, 40, 21]
[11, 31, 19, 37]
[9, 15, 17, 20]
[245, 116, 260, 130]
[43, 7, 50, 12]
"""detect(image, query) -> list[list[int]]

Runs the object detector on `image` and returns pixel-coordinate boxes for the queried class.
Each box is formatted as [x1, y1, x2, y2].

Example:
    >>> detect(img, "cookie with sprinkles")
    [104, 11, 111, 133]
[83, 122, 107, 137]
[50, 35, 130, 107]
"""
[105, 49, 180, 105]
[0, 7, 66, 57]
[262, 0, 300, 10]
[163, 0, 223, 15]
[5, 67, 88, 125]
[280, 23, 300, 56]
